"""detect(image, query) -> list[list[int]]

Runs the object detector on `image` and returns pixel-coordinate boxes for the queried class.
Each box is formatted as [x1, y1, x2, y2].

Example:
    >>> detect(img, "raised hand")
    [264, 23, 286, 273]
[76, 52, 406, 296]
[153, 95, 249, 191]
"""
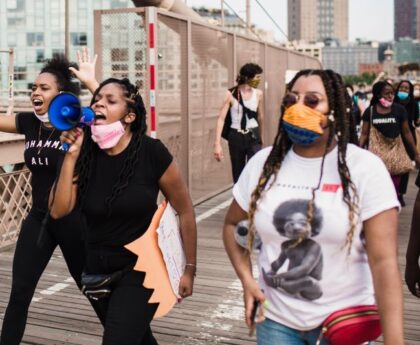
[69, 48, 99, 93]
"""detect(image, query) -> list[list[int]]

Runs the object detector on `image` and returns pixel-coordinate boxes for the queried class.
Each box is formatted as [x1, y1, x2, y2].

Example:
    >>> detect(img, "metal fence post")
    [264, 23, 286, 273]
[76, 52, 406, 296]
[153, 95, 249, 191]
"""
[146, 7, 158, 138]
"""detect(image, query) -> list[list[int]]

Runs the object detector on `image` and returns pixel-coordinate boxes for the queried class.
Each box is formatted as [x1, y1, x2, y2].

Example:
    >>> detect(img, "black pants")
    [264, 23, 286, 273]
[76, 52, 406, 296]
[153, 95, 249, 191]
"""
[228, 129, 262, 183]
[399, 172, 410, 195]
[85, 246, 159, 345]
[0, 209, 90, 345]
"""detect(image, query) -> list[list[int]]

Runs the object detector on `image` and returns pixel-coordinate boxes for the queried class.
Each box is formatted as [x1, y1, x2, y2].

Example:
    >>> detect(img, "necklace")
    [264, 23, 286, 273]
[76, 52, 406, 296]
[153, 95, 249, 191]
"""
[37, 123, 56, 155]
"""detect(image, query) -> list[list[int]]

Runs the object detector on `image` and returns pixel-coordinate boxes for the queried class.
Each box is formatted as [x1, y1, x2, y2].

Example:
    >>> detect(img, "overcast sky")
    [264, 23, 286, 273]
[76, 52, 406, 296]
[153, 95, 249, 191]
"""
[186, 0, 394, 42]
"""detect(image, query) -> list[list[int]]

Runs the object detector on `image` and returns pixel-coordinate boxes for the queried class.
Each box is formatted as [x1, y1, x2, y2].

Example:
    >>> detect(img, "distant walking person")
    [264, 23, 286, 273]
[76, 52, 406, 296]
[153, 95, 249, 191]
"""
[213, 63, 264, 182]
[359, 81, 420, 197]
[394, 80, 420, 206]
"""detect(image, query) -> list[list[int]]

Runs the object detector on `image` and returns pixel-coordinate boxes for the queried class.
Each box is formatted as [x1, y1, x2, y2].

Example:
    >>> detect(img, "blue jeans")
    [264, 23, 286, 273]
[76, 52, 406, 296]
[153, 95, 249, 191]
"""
[256, 318, 373, 345]
[256, 318, 328, 345]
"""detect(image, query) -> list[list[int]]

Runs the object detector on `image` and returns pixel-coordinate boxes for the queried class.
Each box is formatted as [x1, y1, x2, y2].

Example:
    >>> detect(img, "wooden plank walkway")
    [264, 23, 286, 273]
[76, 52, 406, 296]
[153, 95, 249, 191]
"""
[0, 174, 420, 344]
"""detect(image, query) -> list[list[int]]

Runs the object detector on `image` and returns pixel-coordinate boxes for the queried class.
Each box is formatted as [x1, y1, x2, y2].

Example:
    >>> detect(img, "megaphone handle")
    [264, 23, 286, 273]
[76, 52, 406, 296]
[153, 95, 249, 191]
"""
[62, 143, 70, 152]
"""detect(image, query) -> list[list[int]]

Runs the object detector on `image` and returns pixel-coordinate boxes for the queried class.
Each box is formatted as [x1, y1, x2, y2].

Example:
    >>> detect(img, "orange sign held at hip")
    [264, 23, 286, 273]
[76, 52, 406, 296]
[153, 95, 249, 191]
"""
[125, 200, 184, 318]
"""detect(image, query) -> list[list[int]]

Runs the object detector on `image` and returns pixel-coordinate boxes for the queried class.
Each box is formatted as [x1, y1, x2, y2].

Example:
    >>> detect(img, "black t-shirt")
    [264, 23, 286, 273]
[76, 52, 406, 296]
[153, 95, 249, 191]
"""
[16, 113, 66, 212]
[362, 104, 408, 139]
[82, 135, 173, 247]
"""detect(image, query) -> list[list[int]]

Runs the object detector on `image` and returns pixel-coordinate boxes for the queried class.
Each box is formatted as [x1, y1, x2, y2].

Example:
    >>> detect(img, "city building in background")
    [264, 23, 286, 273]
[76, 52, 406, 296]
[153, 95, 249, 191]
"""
[193, 7, 276, 42]
[394, 37, 420, 63]
[288, 0, 348, 42]
[394, 0, 420, 40]
[282, 40, 323, 60]
[322, 41, 378, 76]
[0, 0, 133, 91]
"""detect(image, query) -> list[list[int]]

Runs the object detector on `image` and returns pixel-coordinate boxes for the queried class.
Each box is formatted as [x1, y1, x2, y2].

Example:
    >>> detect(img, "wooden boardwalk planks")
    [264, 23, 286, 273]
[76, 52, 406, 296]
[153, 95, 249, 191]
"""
[0, 175, 419, 344]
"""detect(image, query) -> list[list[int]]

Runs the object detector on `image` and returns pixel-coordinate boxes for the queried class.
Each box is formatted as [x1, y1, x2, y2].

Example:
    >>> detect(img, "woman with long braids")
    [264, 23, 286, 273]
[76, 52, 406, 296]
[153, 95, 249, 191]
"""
[214, 63, 264, 182]
[223, 69, 403, 344]
[0, 54, 102, 345]
[50, 78, 197, 344]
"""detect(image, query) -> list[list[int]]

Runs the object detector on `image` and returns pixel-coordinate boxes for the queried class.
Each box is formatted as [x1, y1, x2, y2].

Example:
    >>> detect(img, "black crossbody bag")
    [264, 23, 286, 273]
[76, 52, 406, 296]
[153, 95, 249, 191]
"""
[81, 265, 133, 300]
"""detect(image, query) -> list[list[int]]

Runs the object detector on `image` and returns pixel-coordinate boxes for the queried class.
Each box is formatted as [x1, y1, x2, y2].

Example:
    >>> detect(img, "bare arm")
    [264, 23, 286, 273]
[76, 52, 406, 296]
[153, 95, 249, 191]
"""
[159, 160, 197, 297]
[359, 120, 370, 148]
[257, 91, 264, 145]
[49, 128, 83, 218]
[223, 200, 265, 328]
[364, 207, 404, 345]
[213, 90, 232, 162]
[0, 106, 18, 133]
[405, 189, 420, 297]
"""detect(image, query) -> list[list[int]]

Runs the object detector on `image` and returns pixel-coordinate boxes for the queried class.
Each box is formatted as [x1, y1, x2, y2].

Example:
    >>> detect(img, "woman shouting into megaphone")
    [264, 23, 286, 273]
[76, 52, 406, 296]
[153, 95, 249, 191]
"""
[50, 77, 197, 345]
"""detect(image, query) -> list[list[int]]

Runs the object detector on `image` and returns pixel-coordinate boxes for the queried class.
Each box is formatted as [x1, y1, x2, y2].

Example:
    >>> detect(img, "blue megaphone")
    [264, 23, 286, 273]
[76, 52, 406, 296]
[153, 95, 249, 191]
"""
[48, 92, 95, 151]
[48, 92, 95, 131]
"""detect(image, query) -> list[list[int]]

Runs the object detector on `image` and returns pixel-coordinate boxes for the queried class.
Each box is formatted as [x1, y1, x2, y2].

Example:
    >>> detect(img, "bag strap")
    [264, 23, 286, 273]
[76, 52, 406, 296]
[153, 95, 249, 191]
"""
[238, 92, 258, 120]
[315, 330, 324, 345]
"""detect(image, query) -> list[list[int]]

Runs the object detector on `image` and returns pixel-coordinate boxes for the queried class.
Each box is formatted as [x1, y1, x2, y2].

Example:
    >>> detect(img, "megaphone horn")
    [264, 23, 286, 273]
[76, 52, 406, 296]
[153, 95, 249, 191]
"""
[48, 92, 95, 151]
[48, 92, 95, 131]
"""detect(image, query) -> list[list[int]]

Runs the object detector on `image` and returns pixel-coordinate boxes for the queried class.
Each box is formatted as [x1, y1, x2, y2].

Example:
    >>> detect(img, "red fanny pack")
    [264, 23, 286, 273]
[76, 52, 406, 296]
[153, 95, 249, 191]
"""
[316, 305, 382, 345]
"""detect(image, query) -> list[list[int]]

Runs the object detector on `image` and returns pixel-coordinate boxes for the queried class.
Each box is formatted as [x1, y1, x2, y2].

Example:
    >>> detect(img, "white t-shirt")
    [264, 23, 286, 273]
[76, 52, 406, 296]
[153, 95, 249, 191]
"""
[233, 144, 399, 331]
[230, 88, 259, 130]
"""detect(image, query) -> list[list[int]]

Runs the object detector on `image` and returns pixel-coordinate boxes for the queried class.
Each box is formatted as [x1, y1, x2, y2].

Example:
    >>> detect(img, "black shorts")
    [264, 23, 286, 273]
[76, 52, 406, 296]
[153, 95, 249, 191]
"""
[416, 171, 420, 188]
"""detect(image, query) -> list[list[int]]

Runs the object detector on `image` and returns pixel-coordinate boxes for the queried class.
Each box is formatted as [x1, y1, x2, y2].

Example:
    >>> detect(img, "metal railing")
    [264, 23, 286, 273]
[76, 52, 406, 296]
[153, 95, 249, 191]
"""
[0, 169, 32, 248]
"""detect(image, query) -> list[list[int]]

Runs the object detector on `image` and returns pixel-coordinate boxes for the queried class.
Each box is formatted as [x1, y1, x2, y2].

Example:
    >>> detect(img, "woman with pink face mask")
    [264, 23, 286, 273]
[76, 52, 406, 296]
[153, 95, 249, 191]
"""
[359, 81, 420, 195]
[49, 78, 197, 345]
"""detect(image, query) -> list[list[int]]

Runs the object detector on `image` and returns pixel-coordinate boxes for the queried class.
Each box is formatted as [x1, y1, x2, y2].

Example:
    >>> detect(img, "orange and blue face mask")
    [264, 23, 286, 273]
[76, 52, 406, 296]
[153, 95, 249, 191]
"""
[282, 104, 325, 145]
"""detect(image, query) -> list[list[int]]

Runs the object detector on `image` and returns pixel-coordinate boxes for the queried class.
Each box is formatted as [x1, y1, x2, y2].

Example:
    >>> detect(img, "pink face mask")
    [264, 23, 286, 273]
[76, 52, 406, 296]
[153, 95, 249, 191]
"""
[379, 97, 393, 108]
[90, 121, 125, 149]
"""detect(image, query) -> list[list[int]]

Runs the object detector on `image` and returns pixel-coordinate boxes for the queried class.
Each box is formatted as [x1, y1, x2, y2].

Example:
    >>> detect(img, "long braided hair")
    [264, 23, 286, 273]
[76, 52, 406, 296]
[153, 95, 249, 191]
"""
[75, 78, 147, 215]
[247, 69, 359, 254]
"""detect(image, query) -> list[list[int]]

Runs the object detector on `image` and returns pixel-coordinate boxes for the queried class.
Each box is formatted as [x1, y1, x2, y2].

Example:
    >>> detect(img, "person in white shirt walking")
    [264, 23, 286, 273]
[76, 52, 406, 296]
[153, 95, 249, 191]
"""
[213, 63, 264, 182]
[223, 69, 404, 345]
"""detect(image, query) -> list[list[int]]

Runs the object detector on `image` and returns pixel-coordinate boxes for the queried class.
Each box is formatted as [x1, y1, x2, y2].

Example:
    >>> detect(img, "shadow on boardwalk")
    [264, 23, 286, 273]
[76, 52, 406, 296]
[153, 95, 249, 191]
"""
[0, 174, 419, 344]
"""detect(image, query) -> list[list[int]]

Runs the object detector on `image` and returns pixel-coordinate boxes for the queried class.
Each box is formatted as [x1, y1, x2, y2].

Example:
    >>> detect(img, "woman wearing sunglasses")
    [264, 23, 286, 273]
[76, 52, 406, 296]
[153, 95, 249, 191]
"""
[359, 81, 420, 199]
[223, 69, 403, 344]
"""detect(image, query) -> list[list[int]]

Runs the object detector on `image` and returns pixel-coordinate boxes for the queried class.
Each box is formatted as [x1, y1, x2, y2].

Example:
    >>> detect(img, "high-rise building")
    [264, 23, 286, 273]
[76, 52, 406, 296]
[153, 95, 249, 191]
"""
[394, 0, 420, 40]
[0, 0, 132, 91]
[288, 0, 348, 42]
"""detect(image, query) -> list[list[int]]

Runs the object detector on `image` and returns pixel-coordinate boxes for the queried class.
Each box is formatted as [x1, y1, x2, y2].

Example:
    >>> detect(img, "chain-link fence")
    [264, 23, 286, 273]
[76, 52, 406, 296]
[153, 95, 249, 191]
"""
[94, 7, 321, 202]
[0, 7, 321, 250]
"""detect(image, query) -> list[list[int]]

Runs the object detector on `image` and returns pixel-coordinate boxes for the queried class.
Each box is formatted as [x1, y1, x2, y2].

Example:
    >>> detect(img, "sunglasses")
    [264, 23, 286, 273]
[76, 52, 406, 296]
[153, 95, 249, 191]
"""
[283, 93, 321, 109]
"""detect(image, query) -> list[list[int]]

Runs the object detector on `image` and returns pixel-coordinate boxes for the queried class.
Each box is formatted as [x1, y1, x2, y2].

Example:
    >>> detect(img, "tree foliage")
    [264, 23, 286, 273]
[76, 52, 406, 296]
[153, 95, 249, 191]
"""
[343, 72, 377, 86]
